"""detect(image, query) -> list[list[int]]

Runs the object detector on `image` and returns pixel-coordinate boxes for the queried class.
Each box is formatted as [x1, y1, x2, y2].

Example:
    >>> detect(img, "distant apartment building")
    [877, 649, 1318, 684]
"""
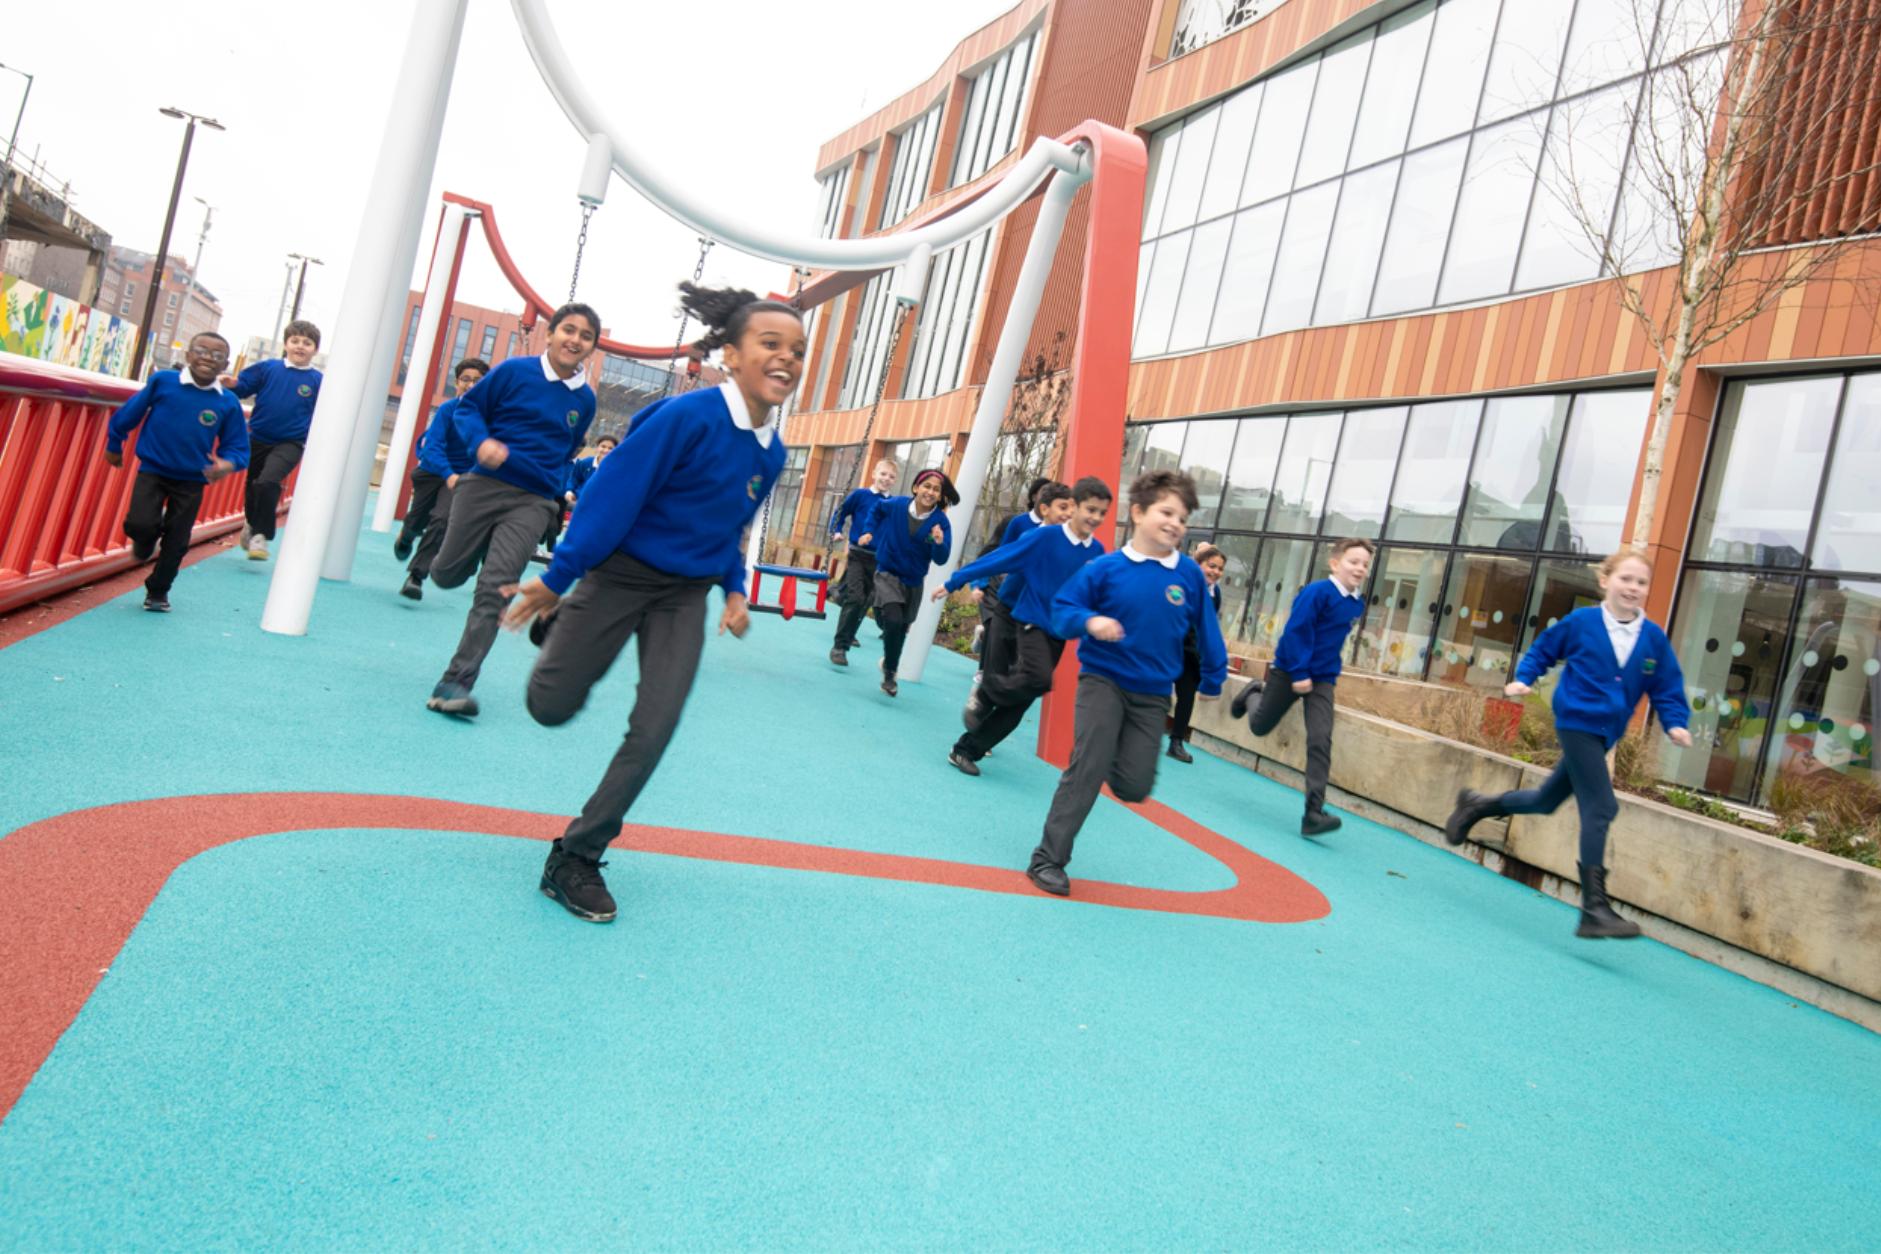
[95, 246, 222, 368]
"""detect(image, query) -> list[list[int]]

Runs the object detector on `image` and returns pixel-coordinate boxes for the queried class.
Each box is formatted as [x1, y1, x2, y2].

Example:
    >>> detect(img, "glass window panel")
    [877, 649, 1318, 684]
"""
[1387, 398, 1483, 542]
[1209, 201, 1287, 345]
[1322, 406, 1409, 539]
[1180, 418, 1238, 529]
[1120, 424, 1150, 487]
[1208, 532, 1262, 645]
[1141, 421, 1188, 475]
[1543, 388, 1652, 555]
[1653, 0, 1736, 63]
[1608, 63, 1705, 276]
[1352, 546, 1447, 678]
[1246, 537, 1332, 659]
[1371, 136, 1468, 315]
[1348, 0, 1436, 170]
[1661, 569, 1799, 801]
[1521, 554, 1603, 655]
[1760, 578, 1881, 801]
[1816, 374, 1881, 573]
[1267, 411, 1343, 534]
[1295, 30, 1374, 188]
[1134, 240, 1157, 342]
[1220, 416, 1288, 529]
[1143, 124, 1182, 236]
[1168, 217, 1233, 353]
[1432, 552, 1532, 690]
[1690, 377, 1840, 569]
[1478, 0, 1574, 124]
[1198, 87, 1262, 223]
[1261, 181, 1340, 334]
[1438, 117, 1545, 305]
[1458, 393, 1571, 549]
[1516, 83, 1634, 291]
[1241, 57, 1320, 207]
[1409, 0, 1498, 149]
[1314, 160, 1399, 325]
[1133, 230, 1192, 357]
[1163, 105, 1221, 234]
[1561, 0, 1654, 96]
[977, 46, 1016, 172]
[996, 32, 1039, 156]
[939, 234, 990, 391]
[951, 71, 991, 187]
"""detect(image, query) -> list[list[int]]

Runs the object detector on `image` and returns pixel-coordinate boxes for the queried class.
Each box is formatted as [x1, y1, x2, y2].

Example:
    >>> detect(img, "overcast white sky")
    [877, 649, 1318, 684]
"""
[6, 0, 1020, 353]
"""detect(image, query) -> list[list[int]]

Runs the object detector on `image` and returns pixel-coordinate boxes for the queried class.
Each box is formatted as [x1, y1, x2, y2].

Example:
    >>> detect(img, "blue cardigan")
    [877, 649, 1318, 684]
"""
[1514, 605, 1690, 747]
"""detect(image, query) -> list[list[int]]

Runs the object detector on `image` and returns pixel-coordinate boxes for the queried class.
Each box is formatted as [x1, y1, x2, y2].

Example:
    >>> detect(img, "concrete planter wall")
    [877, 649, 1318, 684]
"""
[1196, 676, 1881, 1031]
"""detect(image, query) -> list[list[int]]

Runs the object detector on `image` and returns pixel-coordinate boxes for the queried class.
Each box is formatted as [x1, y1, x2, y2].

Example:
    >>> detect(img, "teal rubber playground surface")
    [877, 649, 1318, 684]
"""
[2, 507, 1878, 1250]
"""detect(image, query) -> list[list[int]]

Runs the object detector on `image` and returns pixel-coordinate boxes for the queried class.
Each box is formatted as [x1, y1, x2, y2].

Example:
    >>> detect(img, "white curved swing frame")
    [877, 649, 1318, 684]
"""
[262, 0, 1094, 686]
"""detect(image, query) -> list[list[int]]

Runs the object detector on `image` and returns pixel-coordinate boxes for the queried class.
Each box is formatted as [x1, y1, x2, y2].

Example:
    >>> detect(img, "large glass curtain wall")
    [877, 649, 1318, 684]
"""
[1135, 0, 1730, 357]
[902, 230, 993, 400]
[814, 163, 851, 239]
[879, 105, 943, 230]
[835, 273, 900, 410]
[950, 30, 1040, 188]
[1119, 385, 1651, 686]
[1663, 370, 1881, 805]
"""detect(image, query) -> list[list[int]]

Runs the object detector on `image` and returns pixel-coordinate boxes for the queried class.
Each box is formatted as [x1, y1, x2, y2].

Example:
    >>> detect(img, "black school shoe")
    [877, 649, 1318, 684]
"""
[399, 574, 424, 601]
[881, 673, 898, 697]
[829, 647, 848, 667]
[1026, 863, 1070, 896]
[393, 532, 414, 561]
[948, 750, 981, 777]
[1229, 678, 1263, 720]
[1167, 739, 1193, 763]
[528, 614, 553, 649]
[540, 838, 617, 923]
[142, 594, 171, 613]
[426, 683, 479, 718]
[1301, 811, 1342, 837]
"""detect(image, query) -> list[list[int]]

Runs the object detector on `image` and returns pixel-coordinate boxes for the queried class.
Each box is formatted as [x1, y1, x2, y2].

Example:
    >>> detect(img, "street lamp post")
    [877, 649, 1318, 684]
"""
[129, 107, 224, 380]
[0, 62, 33, 245]
[287, 252, 323, 322]
[183, 196, 213, 348]
[269, 257, 295, 350]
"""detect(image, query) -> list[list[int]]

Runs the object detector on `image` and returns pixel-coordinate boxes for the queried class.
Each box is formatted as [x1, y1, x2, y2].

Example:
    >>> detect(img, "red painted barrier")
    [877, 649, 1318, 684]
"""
[0, 355, 288, 615]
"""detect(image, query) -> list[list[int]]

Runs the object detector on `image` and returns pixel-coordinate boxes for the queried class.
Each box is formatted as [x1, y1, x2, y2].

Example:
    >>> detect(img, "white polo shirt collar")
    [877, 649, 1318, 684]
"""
[1061, 522, 1095, 547]
[1123, 543, 1179, 569]
[717, 381, 776, 448]
[180, 374, 223, 394]
[539, 354, 587, 391]
[1330, 575, 1362, 599]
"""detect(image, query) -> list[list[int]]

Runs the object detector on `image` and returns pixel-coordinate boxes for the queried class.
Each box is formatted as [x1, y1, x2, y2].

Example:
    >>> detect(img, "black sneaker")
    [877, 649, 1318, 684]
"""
[399, 574, 424, 601]
[528, 614, 555, 648]
[949, 750, 981, 777]
[829, 647, 848, 667]
[393, 532, 415, 561]
[1167, 739, 1193, 763]
[1301, 811, 1342, 838]
[131, 536, 157, 562]
[881, 674, 898, 698]
[426, 683, 479, 718]
[1230, 679, 1263, 719]
[540, 839, 617, 923]
[142, 594, 171, 613]
[1027, 863, 1070, 896]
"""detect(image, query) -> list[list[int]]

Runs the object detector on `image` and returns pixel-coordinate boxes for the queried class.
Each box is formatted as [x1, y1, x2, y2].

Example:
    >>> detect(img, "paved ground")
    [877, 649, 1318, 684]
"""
[2, 511, 1877, 1250]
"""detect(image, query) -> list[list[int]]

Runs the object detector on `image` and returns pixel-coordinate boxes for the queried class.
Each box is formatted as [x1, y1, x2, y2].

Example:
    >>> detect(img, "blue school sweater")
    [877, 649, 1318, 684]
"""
[541, 384, 786, 598]
[105, 371, 250, 483]
[1514, 605, 1690, 747]
[415, 397, 474, 478]
[232, 359, 322, 443]
[453, 355, 596, 501]
[1052, 548, 1227, 697]
[864, 495, 952, 585]
[979, 509, 1046, 599]
[946, 523, 1105, 632]
[565, 455, 602, 499]
[1272, 578, 1368, 683]
[829, 486, 888, 551]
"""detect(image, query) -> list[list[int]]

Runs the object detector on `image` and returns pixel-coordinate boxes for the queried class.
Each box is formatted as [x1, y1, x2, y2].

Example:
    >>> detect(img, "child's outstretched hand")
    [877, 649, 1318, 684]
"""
[477, 438, 509, 469]
[719, 593, 751, 638]
[930, 585, 950, 602]
[1086, 615, 1124, 642]
[217, 373, 238, 389]
[1667, 727, 1694, 748]
[1291, 678, 1313, 694]
[204, 457, 236, 483]
[857, 533, 872, 547]
[1504, 681, 1532, 697]
[500, 578, 560, 629]
[929, 525, 945, 545]
[103, 450, 123, 468]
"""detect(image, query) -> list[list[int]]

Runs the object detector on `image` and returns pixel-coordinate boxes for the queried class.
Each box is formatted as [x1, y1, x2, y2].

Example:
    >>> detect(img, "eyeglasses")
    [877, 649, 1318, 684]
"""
[185, 345, 230, 361]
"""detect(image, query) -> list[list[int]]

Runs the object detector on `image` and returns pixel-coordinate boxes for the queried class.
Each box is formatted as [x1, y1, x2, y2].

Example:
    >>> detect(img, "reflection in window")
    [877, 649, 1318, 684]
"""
[1199, 88, 1262, 223]
[1267, 411, 1341, 534]
[1210, 202, 1287, 344]
[1353, 546, 1446, 679]
[1220, 417, 1287, 529]
[1247, 537, 1327, 657]
[1322, 407, 1408, 539]
[1761, 579, 1881, 800]
[1262, 182, 1339, 335]
[1208, 532, 1262, 643]
[1181, 417, 1237, 529]
[1439, 117, 1546, 305]
[1559, 0, 1653, 97]
[1168, 218, 1233, 353]
[814, 163, 852, 239]
[950, 31, 1038, 188]
[1141, 421, 1188, 477]
[1294, 29, 1373, 188]
[1812, 374, 1881, 574]
[1690, 377, 1839, 568]
[1134, 233, 1192, 357]
[1433, 552, 1529, 690]
[1386, 399, 1482, 543]
[1544, 389, 1651, 555]
[1241, 57, 1318, 207]
[1662, 569, 1799, 799]
[836, 273, 898, 410]
[1478, 0, 1574, 124]
[1518, 83, 1635, 291]
[903, 231, 991, 400]
[1162, 105, 1220, 234]
[879, 104, 943, 229]
[1347, 1, 1435, 170]
[1143, 124, 1182, 234]
[1314, 160, 1399, 326]
[1408, 0, 1497, 149]
[1372, 138, 1468, 315]
[1458, 394, 1570, 550]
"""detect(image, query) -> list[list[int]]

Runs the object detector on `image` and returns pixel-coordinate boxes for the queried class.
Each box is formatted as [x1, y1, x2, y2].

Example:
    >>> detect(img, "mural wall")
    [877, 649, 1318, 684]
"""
[0, 273, 135, 376]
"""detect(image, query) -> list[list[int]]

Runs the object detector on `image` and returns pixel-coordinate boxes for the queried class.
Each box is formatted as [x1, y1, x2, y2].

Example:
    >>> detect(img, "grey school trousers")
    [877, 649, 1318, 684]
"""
[1031, 673, 1167, 873]
[526, 552, 716, 861]
[430, 475, 558, 692]
[1247, 666, 1336, 816]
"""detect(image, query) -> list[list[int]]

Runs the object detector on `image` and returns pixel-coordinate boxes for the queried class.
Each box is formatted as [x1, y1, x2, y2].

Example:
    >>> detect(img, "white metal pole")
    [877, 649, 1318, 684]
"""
[896, 166, 1086, 684]
[261, 0, 469, 635]
[370, 204, 470, 534]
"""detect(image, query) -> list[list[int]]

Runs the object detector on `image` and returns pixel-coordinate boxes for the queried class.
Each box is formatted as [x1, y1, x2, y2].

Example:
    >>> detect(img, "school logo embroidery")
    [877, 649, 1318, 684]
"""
[566, 409, 580, 427]
[746, 474, 764, 501]
[197, 409, 218, 427]
[1165, 584, 1186, 606]
[1643, 657, 1658, 674]
[296, 383, 313, 398]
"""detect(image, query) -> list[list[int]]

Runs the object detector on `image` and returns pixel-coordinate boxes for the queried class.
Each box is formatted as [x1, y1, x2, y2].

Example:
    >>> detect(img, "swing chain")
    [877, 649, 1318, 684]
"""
[661, 236, 715, 398]
[568, 202, 595, 304]
[856, 300, 910, 455]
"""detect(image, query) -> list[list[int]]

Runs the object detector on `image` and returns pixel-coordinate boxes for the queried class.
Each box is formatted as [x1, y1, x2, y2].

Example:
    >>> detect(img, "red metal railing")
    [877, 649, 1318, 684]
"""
[0, 356, 279, 615]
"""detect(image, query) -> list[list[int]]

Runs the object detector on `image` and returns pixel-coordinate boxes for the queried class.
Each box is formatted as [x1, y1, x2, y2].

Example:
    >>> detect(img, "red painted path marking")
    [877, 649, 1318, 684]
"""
[0, 791, 1329, 1123]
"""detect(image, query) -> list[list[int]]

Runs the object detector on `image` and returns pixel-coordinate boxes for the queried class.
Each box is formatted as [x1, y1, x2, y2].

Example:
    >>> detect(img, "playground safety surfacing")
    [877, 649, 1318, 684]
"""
[2, 516, 1878, 1251]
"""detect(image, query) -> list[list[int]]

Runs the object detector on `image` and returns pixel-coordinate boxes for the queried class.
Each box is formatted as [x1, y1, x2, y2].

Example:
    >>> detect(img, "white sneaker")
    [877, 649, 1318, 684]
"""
[247, 533, 269, 561]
